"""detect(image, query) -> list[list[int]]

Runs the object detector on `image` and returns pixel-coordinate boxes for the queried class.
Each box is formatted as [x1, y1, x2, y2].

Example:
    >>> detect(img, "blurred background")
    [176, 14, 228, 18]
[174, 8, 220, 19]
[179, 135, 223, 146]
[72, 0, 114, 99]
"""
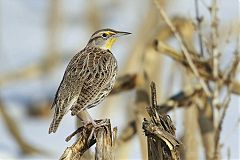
[0, 0, 239, 159]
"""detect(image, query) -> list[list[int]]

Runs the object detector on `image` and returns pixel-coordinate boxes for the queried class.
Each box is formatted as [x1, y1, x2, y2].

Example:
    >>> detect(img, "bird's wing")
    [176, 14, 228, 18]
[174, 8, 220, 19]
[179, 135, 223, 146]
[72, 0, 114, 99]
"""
[71, 48, 118, 115]
[52, 50, 88, 112]
[49, 49, 91, 133]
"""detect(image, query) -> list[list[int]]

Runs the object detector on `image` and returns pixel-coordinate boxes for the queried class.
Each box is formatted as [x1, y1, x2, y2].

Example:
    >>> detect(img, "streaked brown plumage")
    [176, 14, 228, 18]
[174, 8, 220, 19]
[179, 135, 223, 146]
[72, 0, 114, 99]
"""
[49, 28, 131, 134]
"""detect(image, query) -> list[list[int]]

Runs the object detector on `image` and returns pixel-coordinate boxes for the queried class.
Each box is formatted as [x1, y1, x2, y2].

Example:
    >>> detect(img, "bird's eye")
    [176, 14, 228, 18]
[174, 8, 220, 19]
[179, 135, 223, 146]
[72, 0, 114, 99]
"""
[102, 33, 108, 38]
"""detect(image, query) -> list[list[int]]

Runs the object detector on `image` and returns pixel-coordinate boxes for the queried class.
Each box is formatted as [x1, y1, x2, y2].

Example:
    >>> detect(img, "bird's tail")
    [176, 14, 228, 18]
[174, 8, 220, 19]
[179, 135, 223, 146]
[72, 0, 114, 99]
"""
[48, 111, 64, 134]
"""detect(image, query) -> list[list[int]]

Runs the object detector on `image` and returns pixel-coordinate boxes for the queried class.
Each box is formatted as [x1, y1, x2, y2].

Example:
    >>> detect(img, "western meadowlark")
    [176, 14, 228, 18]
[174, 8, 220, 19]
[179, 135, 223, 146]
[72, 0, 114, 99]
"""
[49, 28, 131, 134]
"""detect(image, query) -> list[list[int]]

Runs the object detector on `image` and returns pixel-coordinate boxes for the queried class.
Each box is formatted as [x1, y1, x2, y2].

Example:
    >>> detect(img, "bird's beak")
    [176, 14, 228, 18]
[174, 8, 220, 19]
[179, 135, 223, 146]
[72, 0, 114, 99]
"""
[114, 31, 132, 37]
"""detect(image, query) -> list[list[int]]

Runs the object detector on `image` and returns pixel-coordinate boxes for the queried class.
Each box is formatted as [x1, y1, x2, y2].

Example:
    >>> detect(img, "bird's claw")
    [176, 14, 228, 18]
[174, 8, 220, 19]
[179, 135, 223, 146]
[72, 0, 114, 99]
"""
[87, 119, 109, 142]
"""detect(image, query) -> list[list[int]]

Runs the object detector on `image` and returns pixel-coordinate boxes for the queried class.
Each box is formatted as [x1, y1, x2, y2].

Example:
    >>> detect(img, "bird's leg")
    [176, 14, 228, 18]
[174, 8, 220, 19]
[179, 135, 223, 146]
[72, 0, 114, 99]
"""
[75, 105, 108, 127]
[84, 110, 100, 141]
[76, 109, 109, 141]
[76, 116, 88, 128]
[83, 110, 109, 141]
[84, 110, 97, 126]
[76, 108, 93, 127]
[76, 110, 96, 141]
[85, 110, 109, 128]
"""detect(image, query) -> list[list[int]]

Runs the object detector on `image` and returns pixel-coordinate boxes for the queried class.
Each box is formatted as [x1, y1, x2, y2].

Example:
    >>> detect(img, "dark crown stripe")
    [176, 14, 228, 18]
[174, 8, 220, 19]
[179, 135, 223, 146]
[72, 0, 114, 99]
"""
[91, 28, 116, 36]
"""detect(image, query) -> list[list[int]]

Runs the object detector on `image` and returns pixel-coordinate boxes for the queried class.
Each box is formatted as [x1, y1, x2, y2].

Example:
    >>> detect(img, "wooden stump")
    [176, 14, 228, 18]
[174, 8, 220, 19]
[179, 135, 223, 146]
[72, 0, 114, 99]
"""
[60, 119, 117, 160]
[142, 82, 182, 160]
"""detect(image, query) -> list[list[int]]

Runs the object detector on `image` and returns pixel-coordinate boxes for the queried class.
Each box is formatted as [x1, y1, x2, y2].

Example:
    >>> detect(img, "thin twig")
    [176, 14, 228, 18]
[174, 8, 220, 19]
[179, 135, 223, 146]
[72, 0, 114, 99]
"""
[213, 89, 231, 160]
[153, 0, 211, 97]
[210, 0, 220, 110]
[213, 47, 239, 160]
[194, 0, 204, 56]
[154, 40, 240, 95]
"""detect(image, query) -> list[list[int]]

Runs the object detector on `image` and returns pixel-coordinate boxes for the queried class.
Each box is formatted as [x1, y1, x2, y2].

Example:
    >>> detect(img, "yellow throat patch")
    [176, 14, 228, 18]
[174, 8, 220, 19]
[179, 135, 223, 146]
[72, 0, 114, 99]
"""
[104, 37, 117, 50]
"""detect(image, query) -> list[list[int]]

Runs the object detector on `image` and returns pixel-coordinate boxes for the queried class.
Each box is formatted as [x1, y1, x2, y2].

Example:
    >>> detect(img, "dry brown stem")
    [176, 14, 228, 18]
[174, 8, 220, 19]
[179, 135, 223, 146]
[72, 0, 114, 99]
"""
[209, 3, 221, 148]
[213, 92, 231, 160]
[213, 54, 239, 160]
[152, 1, 239, 160]
[143, 82, 181, 160]
[184, 104, 199, 160]
[153, 0, 211, 97]
[115, 3, 162, 158]
[194, 0, 204, 56]
[154, 40, 240, 95]
[210, 0, 219, 80]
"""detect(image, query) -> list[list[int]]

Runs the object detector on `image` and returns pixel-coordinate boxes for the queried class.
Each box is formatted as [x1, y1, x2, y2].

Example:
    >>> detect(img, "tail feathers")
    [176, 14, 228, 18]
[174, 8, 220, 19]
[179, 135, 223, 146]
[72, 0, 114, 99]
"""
[49, 97, 78, 134]
[48, 114, 64, 134]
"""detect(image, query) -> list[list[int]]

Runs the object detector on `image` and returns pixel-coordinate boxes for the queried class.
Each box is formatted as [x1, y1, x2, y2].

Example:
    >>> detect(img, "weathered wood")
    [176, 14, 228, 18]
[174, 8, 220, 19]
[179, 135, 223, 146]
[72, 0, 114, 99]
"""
[95, 120, 116, 160]
[60, 123, 96, 160]
[143, 82, 182, 160]
[60, 119, 116, 160]
[147, 136, 163, 160]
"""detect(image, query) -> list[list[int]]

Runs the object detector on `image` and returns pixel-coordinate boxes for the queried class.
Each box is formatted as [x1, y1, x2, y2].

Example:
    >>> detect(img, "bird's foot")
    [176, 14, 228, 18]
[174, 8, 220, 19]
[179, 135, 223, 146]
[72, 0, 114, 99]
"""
[65, 119, 109, 142]
[87, 119, 109, 142]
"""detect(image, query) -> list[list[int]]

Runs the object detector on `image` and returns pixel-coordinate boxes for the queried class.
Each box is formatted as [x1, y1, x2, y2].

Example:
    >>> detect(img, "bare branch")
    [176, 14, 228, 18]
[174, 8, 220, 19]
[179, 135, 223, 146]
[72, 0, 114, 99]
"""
[194, 0, 204, 56]
[154, 40, 240, 95]
[213, 92, 231, 160]
[60, 124, 97, 160]
[143, 82, 182, 160]
[60, 120, 116, 160]
[153, 0, 211, 97]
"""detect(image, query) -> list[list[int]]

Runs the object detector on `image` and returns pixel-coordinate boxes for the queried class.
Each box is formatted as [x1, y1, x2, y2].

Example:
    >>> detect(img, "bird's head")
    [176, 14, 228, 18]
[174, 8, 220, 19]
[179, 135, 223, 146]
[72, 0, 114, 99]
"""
[87, 28, 131, 50]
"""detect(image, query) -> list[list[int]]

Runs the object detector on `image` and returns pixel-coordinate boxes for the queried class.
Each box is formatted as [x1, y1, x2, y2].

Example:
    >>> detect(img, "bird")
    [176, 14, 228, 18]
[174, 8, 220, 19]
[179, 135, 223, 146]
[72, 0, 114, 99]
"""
[49, 28, 131, 134]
